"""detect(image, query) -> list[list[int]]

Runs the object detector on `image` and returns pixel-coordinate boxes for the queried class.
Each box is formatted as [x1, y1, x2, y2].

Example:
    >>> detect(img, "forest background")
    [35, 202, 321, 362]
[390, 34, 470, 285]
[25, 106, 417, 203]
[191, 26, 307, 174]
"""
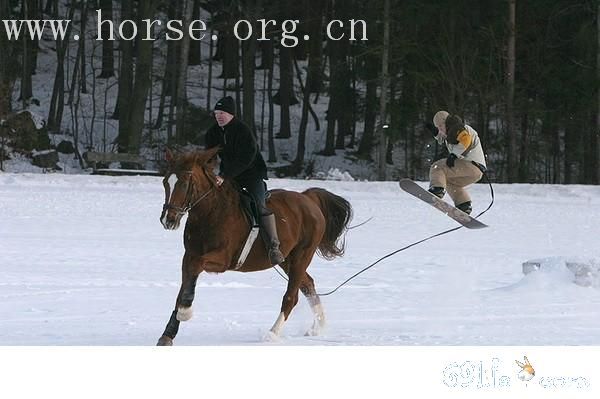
[0, 0, 598, 184]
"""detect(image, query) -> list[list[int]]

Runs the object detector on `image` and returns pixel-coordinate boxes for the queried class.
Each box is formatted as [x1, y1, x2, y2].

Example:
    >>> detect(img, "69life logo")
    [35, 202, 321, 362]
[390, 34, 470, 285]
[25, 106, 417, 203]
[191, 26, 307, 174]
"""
[442, 355, 591, 391]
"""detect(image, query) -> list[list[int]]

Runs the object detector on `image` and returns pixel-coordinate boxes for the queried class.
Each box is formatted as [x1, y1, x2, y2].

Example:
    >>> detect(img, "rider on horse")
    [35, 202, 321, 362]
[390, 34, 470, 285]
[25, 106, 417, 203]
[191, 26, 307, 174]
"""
[205, 96, 285, 265]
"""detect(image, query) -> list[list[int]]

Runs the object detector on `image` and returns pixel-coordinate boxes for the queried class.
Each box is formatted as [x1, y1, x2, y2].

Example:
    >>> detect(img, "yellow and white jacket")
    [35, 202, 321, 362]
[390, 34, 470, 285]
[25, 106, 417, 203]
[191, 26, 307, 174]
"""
[435, 124, 486, 169]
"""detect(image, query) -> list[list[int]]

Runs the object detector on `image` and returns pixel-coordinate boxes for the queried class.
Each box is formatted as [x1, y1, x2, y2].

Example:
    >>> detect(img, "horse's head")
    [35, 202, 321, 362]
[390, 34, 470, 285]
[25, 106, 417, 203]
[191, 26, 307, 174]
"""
[160, 147, 220, 230]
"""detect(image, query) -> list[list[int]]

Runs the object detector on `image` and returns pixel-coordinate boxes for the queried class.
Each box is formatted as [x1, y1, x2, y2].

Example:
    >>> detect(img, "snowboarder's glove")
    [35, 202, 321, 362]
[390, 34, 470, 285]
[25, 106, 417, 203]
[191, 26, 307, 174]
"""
[446, 153, 457, 168]
[425, 122, 439, 137]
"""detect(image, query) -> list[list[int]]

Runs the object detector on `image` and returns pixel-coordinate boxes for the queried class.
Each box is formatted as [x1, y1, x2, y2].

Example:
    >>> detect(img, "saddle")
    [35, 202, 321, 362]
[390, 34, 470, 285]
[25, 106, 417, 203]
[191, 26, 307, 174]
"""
[238, 188, 260, 228]
[238, 187, 276, 227]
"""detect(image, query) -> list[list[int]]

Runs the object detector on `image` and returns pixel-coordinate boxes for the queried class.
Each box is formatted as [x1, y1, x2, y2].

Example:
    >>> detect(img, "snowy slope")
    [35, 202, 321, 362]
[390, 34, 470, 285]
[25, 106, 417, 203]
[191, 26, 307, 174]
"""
[1, 173, 600, 345]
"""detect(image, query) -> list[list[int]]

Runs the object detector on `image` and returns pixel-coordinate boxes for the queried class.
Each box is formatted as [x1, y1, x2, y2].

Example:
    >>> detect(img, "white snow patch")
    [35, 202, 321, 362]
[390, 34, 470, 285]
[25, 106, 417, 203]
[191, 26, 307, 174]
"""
[315, 168, 355, 181]
[2, 174, 600, 345]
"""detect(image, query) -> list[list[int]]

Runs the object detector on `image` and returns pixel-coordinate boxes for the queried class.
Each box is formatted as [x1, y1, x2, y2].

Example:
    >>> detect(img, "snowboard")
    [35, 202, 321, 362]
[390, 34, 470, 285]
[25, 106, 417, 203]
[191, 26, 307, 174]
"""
[399, 179, 488, 229]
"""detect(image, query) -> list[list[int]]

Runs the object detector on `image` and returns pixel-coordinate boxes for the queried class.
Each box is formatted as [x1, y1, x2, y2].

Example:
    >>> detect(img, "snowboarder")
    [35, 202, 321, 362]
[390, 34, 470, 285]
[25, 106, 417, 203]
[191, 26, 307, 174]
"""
[426, 110, 487, 215]
[205, 96, 285, 265]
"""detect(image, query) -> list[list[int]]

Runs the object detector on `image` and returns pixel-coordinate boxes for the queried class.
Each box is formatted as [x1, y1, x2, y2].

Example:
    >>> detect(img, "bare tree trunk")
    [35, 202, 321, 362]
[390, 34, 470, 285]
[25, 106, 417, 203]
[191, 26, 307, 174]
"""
[188, 0, 202, 66]
[377, 0, 390, 181]
[597, 0, 600, 183]
[293, 56, 313, 172]
[307, 0, 323, 93]
[506, 0, 517, 182]
[350, 51, 357, 148]
[116, 0, 134, 151]
[334, 50, 349, 149]
[126, 0, 160, 153]
[89, 41, 98, 149]
[69, 71, 85, 168]
[80, 0, 88, 94]
[47, 2, 75, 131]
[44, 0, 53, 15]
[1, 126, 5, 171]
[291, 0, 322, 166]
[220, 33, 240, 79]
[276, 45, 293, 138]
[154, 41, 175, 129]
[155, 2, 178, 129]
[206, 26, 214, 111]
[29, 0, 39, 76]
[19, 0, 33, 104]
[323, 98, 336, 155]
[260, 67, 266, 150]
[564, 119, 578, 183]
[0, 0, 15, 117]
[518, 110, 529, 182]
[98, 0, 114, 78]
[235, 72, 242, 119]
[267, 43, 276, 162]
[323, 41, 338, 155]
[175, 0, 193, 145]
[242, 0, 259, 135]
[293, 58, 320, 130]
[357, 59, 377, 158]
[167, 46, 179, 143]
[552, 119, 560, 183]
[67, 35, 81, 105]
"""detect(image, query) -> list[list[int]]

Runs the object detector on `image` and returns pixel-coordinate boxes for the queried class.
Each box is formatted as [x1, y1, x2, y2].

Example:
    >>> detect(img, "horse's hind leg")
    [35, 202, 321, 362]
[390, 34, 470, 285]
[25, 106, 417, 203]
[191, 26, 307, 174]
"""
[268, 256, 308, 338]
[269, 249, 319, 338]
[300, 272, 326, 336]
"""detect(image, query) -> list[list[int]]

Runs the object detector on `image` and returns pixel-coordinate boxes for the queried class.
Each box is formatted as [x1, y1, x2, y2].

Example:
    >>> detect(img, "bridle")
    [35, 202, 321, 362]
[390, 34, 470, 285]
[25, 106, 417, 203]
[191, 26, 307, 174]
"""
[162, 170, 214, 217]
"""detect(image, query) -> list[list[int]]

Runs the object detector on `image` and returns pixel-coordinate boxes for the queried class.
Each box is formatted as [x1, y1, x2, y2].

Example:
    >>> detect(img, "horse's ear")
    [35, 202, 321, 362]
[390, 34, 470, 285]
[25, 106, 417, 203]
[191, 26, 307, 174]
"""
[193, 152, 202, 166]
[165, 147, 174, 164]
[206, 147, 220, 168]
[197, 147, 219, 165]
[206, 147, 220, 162]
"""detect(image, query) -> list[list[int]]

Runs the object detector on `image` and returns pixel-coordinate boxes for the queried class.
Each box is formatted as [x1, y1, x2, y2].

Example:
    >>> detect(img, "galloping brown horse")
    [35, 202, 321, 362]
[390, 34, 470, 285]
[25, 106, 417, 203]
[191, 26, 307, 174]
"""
[157, 148, 353, 345]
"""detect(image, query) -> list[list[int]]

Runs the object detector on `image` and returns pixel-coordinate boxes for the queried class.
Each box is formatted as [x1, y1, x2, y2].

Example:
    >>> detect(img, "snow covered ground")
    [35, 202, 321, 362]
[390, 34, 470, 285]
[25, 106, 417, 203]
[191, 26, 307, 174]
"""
[2, 172, 600, 345]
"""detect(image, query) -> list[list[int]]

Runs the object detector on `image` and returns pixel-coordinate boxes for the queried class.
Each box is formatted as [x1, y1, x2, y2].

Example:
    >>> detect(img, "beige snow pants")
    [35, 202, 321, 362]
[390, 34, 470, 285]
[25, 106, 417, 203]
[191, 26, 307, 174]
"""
[429, 158, 483, 205]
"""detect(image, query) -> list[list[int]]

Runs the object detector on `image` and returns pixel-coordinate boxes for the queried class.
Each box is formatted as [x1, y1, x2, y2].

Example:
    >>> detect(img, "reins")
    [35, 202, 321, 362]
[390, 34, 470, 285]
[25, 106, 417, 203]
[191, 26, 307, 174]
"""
[274, 172, 495, 296]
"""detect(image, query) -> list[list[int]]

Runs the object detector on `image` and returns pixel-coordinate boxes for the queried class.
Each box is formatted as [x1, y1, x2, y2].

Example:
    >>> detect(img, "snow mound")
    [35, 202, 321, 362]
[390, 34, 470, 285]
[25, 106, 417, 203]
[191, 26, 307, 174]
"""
[522, 257, 600, 288]
[16, 110, 46, 130]
[27, 111, 47, 130]
[315, 168, 355, 181]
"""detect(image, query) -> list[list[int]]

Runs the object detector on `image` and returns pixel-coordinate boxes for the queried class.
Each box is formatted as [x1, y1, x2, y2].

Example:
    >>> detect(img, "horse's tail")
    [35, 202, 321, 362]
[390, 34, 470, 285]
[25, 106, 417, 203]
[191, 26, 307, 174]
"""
[303, 188, 353, 260]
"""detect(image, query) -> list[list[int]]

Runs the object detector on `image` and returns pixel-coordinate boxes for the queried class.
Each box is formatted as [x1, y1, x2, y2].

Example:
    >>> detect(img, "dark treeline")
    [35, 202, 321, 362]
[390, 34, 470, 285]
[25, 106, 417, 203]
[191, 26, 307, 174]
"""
[0, 0, 598, 183]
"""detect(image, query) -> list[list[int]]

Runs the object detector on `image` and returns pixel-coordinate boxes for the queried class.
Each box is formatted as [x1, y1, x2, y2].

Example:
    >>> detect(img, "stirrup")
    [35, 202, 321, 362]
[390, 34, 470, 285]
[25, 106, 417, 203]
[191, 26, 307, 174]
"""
[269, 246, 285, 265]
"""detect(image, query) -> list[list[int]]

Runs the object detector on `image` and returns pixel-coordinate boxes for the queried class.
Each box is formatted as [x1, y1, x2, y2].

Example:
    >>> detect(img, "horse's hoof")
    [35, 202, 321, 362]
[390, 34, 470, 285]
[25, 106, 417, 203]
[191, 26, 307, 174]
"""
[305, 327, 319, 337]
[263, 330, 280, 342]
[157, 336, 173, 346]
[305, 319, 326, 336]
[176, 306, 193, 321]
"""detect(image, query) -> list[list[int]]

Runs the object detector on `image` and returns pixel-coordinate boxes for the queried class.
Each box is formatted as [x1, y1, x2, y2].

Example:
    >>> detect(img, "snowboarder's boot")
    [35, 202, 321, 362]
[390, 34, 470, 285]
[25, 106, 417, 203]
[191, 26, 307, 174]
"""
[456, 201, 472, 215]
[428, 186, 445, 199]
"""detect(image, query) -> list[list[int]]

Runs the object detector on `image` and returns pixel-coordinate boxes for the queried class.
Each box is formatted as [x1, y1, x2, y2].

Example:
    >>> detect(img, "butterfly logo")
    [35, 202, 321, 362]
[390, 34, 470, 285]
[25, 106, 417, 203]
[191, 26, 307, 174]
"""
[515, 356, 535, 382]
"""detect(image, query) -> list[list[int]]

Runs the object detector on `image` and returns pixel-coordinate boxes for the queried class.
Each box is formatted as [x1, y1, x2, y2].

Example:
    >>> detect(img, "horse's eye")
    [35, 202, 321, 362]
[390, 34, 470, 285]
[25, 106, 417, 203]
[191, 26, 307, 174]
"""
[177, 174, 190, 183]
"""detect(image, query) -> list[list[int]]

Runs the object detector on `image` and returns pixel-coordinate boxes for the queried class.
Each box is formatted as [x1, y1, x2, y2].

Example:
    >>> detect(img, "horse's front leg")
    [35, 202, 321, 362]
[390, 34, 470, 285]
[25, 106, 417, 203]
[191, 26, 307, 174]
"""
[176, 267, 200, 322]
[157, 253, 203, 346]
